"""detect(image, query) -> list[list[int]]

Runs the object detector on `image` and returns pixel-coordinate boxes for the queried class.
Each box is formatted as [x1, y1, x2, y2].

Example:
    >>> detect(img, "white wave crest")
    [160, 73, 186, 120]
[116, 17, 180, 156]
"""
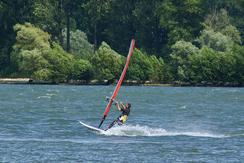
[37, 96, 51, 99]
[102, 125, 227, 138]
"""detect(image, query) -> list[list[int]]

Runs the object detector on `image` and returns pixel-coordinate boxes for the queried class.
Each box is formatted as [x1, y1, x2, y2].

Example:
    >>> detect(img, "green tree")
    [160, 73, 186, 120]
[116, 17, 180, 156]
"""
[188, 47, 237, 83]
[82, 0, 113, 51]
[203, 0, 244, 43]
[43, 43, 74, 82]
[18, 49, 49, 76]
[127, 48, 154, 81]
[63, 29, 94, 58]
[91, 42, 123, 81]
[170, 40, 199, 81]
[133, 0, 165, 55]
[11, 23, 51, 73]
[203, 9, 241, 44]
[147, 55, 165, 82]
[231, 45, 244, 84]
[158, 0, 205, 46]
[198, 29, 233, 52]
[127, 48, 166, 82]
[11, 23, 93, 82]
[0, 0, 34, 68]
[72, 59, 93, 80]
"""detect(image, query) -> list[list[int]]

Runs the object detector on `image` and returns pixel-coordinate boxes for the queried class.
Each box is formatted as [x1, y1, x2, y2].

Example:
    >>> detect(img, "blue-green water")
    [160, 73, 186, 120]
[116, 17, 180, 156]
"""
[0, 85, 243, 162]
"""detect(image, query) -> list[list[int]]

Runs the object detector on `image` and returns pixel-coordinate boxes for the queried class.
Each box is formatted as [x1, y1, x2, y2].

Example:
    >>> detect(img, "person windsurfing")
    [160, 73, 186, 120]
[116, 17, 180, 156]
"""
[106, 101, 131, 130]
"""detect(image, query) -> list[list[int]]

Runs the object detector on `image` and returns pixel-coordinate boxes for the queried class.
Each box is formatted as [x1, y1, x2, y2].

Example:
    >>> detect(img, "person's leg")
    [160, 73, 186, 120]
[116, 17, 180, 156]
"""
[106, 119, 117, 130]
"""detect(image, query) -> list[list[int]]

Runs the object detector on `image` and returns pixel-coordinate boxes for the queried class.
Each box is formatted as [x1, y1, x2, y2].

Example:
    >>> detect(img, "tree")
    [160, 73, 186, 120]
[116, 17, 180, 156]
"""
[188, 47, 237, 83]
[198, 29, 233, 52]
[90, 42, 123, 81]
[0, 0, 34, 68]
[82, 0, 113, 51]
[203, 9, 241, 44]
[62, 29, 94, 59]
[203, 0, 244, 43]
[133, 0, 165, 55]
[11, 23, 93, 82]
[147, 55, 165, 82]
[158, 0, 205, 47]
[32, 0, 82, 51]
[72, 59, 93, 80]
[43, 43, 74, 82]
[231, 45, 244, 84]
[11, 23, 51, 73]
[170, 40, 199, 81]
[127, 48, 154, 81]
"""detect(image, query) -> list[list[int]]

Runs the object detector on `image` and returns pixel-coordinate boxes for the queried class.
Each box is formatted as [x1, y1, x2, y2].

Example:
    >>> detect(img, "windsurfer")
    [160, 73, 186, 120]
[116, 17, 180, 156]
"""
[106, 102, 131, 130]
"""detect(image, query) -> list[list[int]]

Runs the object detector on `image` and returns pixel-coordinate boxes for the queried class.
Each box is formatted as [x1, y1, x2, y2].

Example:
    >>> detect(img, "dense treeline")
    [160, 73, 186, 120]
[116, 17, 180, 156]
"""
[0, 0, 243, 85]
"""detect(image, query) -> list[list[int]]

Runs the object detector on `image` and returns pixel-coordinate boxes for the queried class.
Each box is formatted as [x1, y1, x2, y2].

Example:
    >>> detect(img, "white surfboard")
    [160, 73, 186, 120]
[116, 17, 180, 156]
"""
[79, 121, 105, 132]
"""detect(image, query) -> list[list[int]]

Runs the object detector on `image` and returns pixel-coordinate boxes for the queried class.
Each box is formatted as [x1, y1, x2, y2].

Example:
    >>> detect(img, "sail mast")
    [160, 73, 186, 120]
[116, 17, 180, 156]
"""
[98, 39, 135, 128]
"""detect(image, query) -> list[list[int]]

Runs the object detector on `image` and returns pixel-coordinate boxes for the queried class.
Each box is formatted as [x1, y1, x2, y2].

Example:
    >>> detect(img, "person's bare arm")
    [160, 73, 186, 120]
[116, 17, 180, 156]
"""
[120, 103, 126, 110]
[116, 102, 122, 111]
[116, 102, 125, 111]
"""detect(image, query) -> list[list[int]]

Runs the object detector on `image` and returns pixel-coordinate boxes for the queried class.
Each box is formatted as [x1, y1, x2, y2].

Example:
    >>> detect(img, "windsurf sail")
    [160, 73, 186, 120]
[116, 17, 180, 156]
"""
[98, 39, 135, 128]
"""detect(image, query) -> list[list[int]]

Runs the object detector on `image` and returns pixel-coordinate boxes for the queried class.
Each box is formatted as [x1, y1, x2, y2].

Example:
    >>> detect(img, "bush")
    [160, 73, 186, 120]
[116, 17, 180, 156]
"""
[12, 23, 50, 52]
[72, 59, 93, 80]
[198, 29, 233, 52]
[11, 23, 94, 82]
[127, 48, 165, 81]
[18, 49, 49, 76]
[148, 56, 165, 82]
[231, 45, 244, 84]
[63, 29, 94, 58]
[42, 43, 74, 82]
[170, 40, 199, 81]
[204, 9, 241, 44]
[11, 23, 51, 74]
[33, 69, 52, 81]
[91, 42, 123, 81]
[188, 46, 237, 83]
[127, 48, 153, 81]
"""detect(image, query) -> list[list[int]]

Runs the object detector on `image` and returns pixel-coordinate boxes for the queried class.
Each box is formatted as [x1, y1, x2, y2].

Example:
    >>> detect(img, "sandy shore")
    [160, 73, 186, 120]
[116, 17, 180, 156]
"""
[0, 78, 31, 84]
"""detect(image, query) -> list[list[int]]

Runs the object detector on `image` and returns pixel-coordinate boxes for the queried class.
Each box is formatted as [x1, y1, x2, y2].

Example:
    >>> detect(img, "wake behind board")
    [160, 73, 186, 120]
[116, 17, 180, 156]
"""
[79, 121, 105, 132]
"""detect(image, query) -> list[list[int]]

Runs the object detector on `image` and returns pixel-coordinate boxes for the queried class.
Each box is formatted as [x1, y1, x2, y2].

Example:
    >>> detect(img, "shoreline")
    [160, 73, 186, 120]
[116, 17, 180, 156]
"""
[0, 78, 242, 87]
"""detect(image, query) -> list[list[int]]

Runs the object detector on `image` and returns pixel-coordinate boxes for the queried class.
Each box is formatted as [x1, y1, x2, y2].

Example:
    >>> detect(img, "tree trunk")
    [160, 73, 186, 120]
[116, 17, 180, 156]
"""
[94, 22, 97, 53]
[66, 12, 71, 52]
[58, 0, 64, 47]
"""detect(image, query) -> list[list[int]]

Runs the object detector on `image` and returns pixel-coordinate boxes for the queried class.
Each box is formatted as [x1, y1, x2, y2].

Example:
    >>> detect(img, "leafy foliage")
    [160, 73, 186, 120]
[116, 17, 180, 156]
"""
[187, 47, 237, 82]
[11, 23, 93, 82]
[127, 48, 165, 81]
[63, 29, 94, 58]
[91, 42, 123, 81]
[198, 29, 233, 52]
[11, 23, 51, 74]
[0, 2, 243, 85]
[203, 9, 241, 44]
[170, 40, 199, 81]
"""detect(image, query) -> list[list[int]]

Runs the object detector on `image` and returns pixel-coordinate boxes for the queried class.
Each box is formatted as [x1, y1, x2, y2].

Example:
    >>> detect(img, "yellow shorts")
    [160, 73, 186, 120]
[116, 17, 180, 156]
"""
[119, 115, 128, 123]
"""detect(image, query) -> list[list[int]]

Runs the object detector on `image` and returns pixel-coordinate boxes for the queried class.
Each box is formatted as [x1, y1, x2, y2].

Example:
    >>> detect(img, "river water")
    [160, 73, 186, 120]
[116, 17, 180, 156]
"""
[0, 85, 243, 162]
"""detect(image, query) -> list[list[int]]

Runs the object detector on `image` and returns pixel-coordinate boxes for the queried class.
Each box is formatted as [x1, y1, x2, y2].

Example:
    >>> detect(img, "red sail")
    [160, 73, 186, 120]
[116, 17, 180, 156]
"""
[98, 39, 135, 128]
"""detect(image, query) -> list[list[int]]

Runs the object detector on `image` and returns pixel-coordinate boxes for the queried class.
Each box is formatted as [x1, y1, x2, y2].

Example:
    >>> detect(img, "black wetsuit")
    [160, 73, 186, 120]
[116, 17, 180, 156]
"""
[121, 107, 130, 117]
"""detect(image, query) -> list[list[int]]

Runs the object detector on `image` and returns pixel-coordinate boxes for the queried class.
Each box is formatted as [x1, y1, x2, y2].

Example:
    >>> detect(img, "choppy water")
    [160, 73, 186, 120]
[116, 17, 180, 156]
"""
[0, 85, 243, 162]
